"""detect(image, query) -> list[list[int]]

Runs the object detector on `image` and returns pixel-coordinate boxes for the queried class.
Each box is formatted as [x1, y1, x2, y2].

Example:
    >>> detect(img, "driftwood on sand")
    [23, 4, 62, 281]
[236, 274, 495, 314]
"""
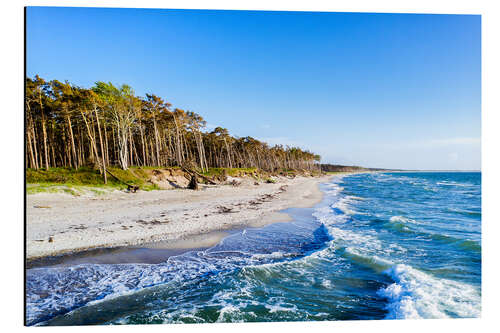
[188, 175, 199, 190]
[105, 169, 139, 193]
[181, 167, 217, 185]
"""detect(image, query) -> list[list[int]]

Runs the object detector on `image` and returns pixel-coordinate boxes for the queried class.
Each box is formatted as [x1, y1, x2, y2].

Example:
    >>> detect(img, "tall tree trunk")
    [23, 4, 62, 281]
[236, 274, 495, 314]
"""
[66, 112, 77, 168]
[50, 121, 56, 167]
[128, 127, 133, 167]
[103, 120, 109, 167]
[26, 128, 35, 169]
[31, 118, 39, 169]
[117, 124, 129, 170]
[224, 138, 232, 168]
[37, 89, 50, 170]
[138, 121, 146, 167]
[112, 127, 117, 165]
[26, 109, 37, 169]
[95, 107, 107, 184]
[153, 116, 160, 166]
[80, 110, 101, 172]
[173, 115, 183, 165]
[41, 113, 49, 170]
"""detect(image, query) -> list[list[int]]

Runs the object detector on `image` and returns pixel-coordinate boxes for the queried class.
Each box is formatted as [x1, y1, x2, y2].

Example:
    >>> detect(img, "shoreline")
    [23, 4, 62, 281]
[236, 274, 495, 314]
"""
[26, 173, 353, 262]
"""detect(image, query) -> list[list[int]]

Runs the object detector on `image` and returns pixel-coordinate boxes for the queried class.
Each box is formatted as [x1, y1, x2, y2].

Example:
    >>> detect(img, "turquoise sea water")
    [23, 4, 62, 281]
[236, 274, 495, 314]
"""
[26, 172, 481, 325]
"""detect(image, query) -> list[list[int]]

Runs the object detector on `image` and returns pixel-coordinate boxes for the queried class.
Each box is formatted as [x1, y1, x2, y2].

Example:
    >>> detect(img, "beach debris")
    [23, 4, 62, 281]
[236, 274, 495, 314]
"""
[48, 236, 53, 243]
[279, 185, 288, 192]
[259, 193, 275, 201]
[254, 181, 260, 186]
[127, 185, 139, 193]
[71, 224, 87, 230]
[217, 205, 236, 213]
[181, 166, 217, 185]
[136, 218, 169, 226]
[188, 174, 199, 190]
[106, 169, 140, 193]
[33, 205, 51, 209]
[230, 179, 241, 187]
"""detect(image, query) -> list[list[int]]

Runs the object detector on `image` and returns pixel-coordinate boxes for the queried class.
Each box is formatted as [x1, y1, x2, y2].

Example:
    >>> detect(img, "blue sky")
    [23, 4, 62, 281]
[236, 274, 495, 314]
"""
[26, 7, 481, 170]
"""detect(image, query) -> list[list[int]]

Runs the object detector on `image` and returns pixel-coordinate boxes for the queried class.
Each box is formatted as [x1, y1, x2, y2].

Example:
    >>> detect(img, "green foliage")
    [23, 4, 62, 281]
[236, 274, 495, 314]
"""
[26, 167, 107, 185]
[26, 75, 322, 173]
[202, 167, 258, 177]
[26, 167, 160, 192]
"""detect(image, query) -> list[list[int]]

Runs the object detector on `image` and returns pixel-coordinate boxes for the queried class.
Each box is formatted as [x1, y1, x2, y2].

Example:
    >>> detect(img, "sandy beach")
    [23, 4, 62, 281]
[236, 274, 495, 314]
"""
[26, 174, 335, 260]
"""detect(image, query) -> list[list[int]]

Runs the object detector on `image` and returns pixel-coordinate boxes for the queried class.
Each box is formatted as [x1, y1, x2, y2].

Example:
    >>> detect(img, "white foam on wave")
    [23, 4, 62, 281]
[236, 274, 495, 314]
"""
[217, 304, 244, 322]
[370, 173, 435, 189]
[312, 202, 349, 226]
[389, 216, 423, 225]
[344, 247, 394, 269]
[321, 279, 333, 288]
[251, 251, 291, 260]
[436, 181, 475, 187]
[27, 210, 334, 326]
[378, 264, 481, 319]
[347, 195, 367, 201]
[317, 179, 480, 320]
[334, 198, 359, 215]
[319, 180, 366, 217]
[26, 245, 270, 325]
[265, 302, 298, 313]
[313, 203, 406, 256]
[338, 247, 481, 319]
[26, 259, 210, 325]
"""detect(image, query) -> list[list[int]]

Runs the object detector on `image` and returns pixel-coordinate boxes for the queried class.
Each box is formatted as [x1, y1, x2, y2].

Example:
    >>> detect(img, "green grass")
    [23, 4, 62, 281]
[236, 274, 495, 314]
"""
[26, 166, 160, 194]
[27, 166, 106, 185]
[26, 183, 114, 196]
[27, 183, 78, 195]
[201, 167, 259, 178]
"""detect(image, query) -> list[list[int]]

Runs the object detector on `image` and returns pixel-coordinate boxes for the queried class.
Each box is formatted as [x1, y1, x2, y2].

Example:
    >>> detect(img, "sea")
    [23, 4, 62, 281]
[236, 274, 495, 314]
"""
[26, 172, 482, 325]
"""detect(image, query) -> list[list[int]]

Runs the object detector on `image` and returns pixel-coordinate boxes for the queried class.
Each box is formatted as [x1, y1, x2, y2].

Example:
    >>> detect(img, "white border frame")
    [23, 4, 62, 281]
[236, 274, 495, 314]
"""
[2, 1, 498, 332]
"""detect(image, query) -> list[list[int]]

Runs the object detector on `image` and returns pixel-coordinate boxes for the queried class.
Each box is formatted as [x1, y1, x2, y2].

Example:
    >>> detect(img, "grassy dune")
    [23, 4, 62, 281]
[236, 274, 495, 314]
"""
[26, 167, 159, 195]
[26, 166, 321, 195]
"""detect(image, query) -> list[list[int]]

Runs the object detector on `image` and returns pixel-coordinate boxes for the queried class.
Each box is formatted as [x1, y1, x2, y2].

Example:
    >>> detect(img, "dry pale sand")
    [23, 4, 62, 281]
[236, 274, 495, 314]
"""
[26, 175, 337, 260]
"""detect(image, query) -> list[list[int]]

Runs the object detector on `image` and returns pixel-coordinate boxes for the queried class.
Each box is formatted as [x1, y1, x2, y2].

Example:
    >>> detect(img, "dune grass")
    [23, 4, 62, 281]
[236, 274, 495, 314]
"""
[26, 166, 160, 194]
[201, 167, 259, 178]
